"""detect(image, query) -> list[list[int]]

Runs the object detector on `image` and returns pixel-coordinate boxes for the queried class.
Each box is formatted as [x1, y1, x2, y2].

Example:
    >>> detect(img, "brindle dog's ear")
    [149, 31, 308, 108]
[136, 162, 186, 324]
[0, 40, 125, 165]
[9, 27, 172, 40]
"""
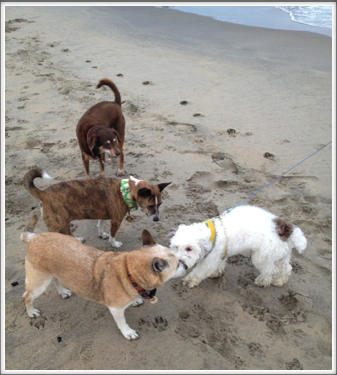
[158, 182, 171, 192]
[151, 257, 169, 274]
[138, 187, 152, 197]
[87, 134, 97, 151]
[142, 229, 156, 246]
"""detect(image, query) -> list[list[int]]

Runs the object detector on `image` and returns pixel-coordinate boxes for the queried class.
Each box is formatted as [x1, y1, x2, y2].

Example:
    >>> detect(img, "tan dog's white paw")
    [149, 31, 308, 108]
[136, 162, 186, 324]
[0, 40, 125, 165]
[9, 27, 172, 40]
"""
[116, 169, 124, 177]
[132, 298, 144, 307]
[123, 328, 139, 340]
[182, 274, 201, 288]
[28, 308, 40, 318]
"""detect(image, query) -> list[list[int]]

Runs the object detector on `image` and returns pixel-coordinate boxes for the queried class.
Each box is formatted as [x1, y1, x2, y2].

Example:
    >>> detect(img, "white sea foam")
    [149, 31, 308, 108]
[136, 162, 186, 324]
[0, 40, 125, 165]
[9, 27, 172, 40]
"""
[277, 6, 332, 29]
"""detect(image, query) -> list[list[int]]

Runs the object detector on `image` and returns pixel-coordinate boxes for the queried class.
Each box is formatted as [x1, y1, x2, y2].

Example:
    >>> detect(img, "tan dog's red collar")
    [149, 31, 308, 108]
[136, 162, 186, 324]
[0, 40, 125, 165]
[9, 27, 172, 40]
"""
[128, 273, 158, 304]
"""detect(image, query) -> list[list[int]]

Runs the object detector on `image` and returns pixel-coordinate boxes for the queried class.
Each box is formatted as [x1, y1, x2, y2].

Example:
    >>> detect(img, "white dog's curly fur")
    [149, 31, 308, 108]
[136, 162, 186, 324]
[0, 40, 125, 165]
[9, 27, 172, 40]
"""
[170, 205, 307, 288]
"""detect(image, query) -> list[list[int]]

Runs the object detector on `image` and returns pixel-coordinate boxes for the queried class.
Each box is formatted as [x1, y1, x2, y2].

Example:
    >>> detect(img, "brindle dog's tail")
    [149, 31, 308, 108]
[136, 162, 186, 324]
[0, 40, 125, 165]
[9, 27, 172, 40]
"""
[20, 215, 38, 244]
[96, 78, 122, 106]
[23, 168, 51, 201]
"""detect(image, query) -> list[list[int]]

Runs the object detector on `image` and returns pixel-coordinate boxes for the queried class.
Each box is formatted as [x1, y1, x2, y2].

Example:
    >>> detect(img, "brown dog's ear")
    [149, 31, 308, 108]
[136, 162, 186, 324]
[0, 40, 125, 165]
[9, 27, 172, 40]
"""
[158, 182, 171, 192]
[138, 187, 152, 197]
[151, 257, 169, 274]
[142, 229, 156, 246]
[87, 134, 97, 151]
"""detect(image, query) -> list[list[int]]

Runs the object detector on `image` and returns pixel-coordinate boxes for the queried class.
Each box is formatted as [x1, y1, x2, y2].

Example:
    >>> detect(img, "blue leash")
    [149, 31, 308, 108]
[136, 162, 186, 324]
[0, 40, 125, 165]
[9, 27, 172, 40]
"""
[225, 140, 332, 214]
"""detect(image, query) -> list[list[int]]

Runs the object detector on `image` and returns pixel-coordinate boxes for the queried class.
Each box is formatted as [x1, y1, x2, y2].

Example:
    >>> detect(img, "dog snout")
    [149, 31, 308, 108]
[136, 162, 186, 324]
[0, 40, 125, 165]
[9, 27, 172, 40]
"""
[152, 215, 159, 222]
[180, 260, 188, 270]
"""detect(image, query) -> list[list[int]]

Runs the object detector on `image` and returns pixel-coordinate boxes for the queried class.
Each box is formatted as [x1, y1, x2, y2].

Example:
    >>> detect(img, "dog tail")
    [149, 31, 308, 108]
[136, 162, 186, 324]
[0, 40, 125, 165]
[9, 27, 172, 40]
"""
[289, 227, 307, 254]
[20, 215, 38, 244]
[97, 78, 121, 106]
[23, 168, 52, 201]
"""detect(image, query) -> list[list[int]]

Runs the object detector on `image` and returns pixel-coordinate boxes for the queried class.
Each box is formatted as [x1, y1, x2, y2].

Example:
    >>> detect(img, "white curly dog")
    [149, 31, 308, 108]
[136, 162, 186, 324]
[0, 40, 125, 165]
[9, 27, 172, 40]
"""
[170, 205, 307, 288]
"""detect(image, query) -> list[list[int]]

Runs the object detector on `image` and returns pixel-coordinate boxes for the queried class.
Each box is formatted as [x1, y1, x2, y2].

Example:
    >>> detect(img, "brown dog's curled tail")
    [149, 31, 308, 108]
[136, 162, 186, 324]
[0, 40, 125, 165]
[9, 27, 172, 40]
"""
[23, 168, 52, 201]
[96, 78, 122, 106]
[20, 215, 38, 244]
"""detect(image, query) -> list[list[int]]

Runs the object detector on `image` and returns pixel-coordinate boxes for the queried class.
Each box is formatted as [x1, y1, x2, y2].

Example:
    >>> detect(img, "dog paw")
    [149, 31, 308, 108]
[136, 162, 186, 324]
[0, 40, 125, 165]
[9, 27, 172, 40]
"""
[60, 289, 72, 299]
[182, 275, 201, 288]
[122, 328, 139, 340]
[111, 240, 122, 248]
[132, 298, 144, 307]
[209, 269, 224, 279]
[109, 238, 123, 248]
[28, 308, 40, 318]
[99, 232, 109, 240]
[254, 276, 272, 288]
[116, 169, 124, 176]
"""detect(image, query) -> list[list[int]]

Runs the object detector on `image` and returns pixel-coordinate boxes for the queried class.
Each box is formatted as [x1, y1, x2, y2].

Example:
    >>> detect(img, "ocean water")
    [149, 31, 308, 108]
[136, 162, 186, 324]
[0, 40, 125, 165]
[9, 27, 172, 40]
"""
[276, 5, 332, 29]
[168, 5, 333, 37]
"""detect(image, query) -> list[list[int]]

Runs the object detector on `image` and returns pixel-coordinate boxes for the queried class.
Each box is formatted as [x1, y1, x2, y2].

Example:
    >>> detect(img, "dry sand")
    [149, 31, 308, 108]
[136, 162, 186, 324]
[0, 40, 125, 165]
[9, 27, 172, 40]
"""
[4, 6, 333, 371]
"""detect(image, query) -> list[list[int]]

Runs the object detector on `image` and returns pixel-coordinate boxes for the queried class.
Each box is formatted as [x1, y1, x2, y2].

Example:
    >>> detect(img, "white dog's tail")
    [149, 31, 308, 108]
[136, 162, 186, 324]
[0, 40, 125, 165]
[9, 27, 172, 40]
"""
[20, 215, 38, 244]
[288, 227, 307, 254]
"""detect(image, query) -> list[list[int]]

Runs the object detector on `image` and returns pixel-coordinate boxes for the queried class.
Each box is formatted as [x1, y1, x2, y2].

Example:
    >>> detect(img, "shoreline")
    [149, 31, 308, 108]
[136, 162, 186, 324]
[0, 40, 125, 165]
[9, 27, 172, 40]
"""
[164, 5, 332, 37]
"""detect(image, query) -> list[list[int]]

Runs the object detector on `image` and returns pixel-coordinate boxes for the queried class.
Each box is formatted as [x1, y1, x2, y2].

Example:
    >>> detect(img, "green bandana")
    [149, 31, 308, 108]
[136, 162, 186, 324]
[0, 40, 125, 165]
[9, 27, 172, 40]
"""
[120, 179, 138, 211]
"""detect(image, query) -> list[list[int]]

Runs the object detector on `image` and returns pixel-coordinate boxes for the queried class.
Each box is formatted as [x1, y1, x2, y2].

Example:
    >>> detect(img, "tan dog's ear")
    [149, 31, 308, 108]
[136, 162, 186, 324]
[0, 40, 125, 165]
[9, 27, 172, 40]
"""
[142, 229, 156, 246]
[87, 134, 97, 151]
[157, 182, 171, 192]
[152, 257, 169, 274]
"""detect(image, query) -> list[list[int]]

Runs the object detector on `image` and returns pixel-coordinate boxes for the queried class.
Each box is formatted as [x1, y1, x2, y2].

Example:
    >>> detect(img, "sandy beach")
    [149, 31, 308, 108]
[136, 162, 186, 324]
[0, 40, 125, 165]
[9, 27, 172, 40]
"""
[4, 5, 333, 371]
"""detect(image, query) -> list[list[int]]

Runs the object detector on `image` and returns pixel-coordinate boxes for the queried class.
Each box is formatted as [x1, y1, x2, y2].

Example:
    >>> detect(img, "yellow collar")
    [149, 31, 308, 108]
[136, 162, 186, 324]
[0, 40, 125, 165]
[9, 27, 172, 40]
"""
[203, 217, 228, 259]
[203, 219, 216, 245]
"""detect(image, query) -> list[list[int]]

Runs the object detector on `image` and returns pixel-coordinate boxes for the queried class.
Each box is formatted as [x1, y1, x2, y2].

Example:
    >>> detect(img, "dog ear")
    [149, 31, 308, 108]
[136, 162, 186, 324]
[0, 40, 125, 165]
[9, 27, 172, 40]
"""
[113, 129, 121, 144]
[142, 229, 156, 246]
[158, 182, 171, 192]
[138, 187, 152, 197]
[87, 134, 97, 151]
[151, 257, 169, 274]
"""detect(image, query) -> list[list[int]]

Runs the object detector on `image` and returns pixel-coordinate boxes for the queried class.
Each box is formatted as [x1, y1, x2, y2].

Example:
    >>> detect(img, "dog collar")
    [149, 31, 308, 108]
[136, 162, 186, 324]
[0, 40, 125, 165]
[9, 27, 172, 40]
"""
[128, 273, 158, 304]
[120, 180, 138, 211]
[203, 217, 228, 260]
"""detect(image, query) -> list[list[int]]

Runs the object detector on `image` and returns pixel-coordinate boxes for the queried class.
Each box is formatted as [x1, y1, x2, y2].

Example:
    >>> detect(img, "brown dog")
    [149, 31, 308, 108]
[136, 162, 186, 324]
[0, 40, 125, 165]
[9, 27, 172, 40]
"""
[20, 216, 186, 340]
[76, 78, 125, 179]
[23, 168, 171, 247]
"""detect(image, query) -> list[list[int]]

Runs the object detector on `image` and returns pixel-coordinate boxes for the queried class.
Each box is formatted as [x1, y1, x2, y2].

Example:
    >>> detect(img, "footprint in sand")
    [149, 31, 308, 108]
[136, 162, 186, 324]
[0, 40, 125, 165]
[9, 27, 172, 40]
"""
[193, 113, 203, 117]
[117, 73, 123, 77]
[180, 100, 188, 105]
[264, 152, 275, 160]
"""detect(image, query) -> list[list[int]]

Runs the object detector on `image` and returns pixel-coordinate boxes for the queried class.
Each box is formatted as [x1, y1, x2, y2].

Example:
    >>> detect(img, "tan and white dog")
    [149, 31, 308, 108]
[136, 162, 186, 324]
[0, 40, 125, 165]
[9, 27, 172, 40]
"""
[21, 216, 186, 340]
[23, 168, 171, 247]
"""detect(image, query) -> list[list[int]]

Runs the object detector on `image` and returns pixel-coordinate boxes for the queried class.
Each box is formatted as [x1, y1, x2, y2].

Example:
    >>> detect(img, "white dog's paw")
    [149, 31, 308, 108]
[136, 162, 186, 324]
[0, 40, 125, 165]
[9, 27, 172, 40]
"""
[99, 232, 110, 240]
[271, 275, 289, 287]
[132, 298, 144, 307]
[75, 237, 85, 243]
[209, 268, 224, 279]
[182, 274, 201, 288]
[28, 308, 40, 318]
[116, 169, 124, 177]
[60, 289, 72, 299]
[254, 275, 272, 288]
[122, 328, 139, 340]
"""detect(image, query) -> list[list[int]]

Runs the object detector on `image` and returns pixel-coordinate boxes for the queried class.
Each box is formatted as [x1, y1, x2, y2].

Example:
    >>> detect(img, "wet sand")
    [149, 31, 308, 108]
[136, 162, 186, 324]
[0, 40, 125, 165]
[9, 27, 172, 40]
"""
[4, 6, 333, 371]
